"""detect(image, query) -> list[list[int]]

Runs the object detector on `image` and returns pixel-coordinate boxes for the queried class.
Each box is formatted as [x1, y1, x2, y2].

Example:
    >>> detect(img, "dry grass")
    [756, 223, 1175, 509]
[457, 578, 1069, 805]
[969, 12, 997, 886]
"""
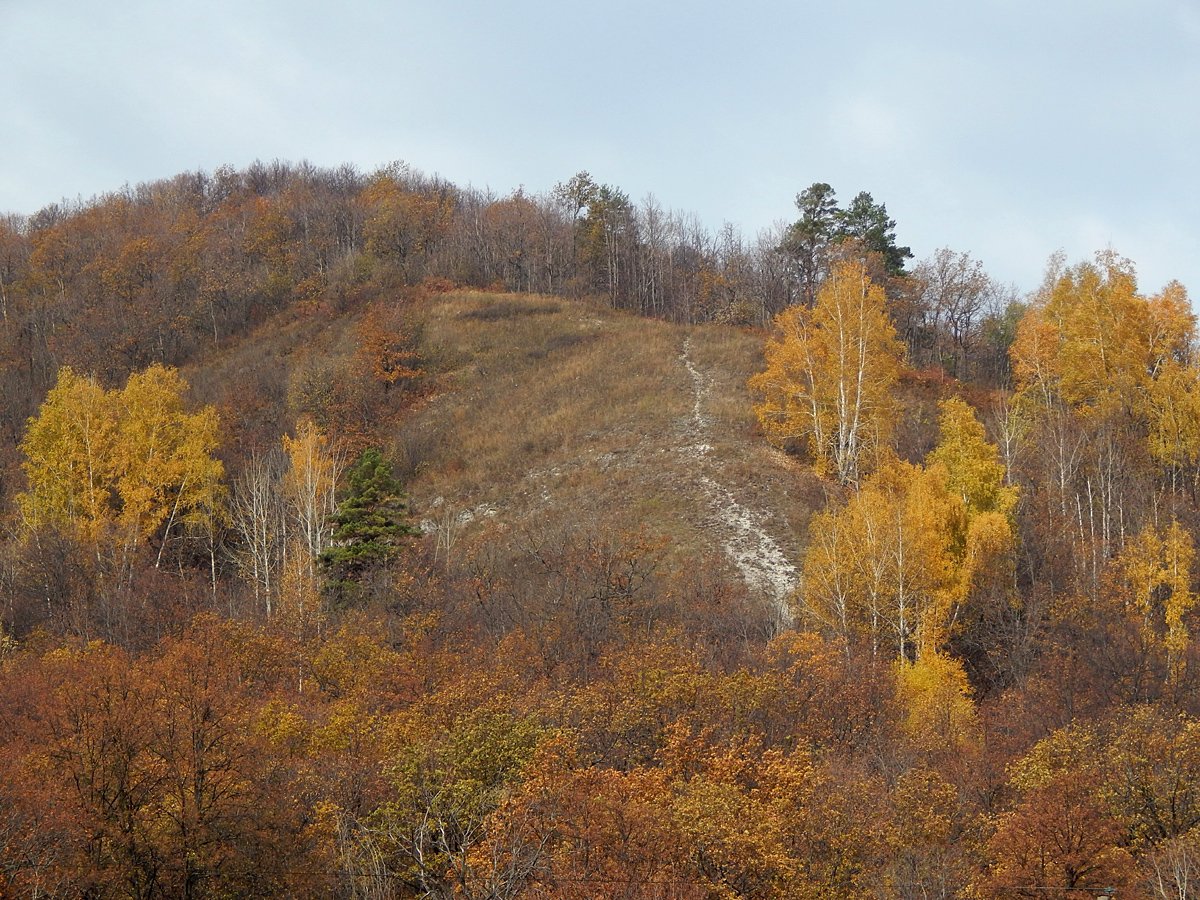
[390, 292, 824, 591]
[182, 285, 824, 606]
[400, 292, 686, 520]
[685, 325, 826, 552]
[183, 304, 364, 453]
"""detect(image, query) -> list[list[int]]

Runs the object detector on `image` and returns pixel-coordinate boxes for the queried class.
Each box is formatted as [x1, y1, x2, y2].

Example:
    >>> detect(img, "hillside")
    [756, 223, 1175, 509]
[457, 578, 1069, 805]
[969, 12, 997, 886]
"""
[162, 285, 819, 633]
[394, 291, 820, 627]
[8, 162, 1200, 897]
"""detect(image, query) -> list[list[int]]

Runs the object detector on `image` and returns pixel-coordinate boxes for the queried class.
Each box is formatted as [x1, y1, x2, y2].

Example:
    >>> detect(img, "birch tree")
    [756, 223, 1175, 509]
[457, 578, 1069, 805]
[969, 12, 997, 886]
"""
[282, 419, 342, 567]
[230, 448, 287, 617]
[750, 259, 904, 485]
[799, 460, 957, 660]
[18, 364, 223, 562]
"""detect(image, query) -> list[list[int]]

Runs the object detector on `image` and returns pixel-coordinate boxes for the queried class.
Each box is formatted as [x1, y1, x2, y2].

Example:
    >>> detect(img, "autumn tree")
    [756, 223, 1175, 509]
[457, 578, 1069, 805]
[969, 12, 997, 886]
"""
[228, 421, 343, 619]
[928, 398, 1018, 593]
[979, 724, 1139, 897]
[1011, 252, 1160, 419]
[0, 623, 325, 897]
[980, 770, 1137, 897]
[478, 189, 564, 294]
[922, 399, 1024, 687]
[282, 419, 344, 621]
[1143, 279, 1200, 492]
[894, 650, 978, 757]
[283, 419, 343, 569]
[911, 248, 1001, 376]
[356, 301, 424, 391]
[799, 400, 1018, 674]
[17, 367, 116, 537]
[799, 459, 958, 660]
[751, 259, 904, 485]
[661, 731, 891, 897]
[118, 365, 226, 563]
[18, 364, 224, 562]
[1117, 518, 1196, 680]
[1148, 355, 1200, 493]
[1007, 253, 1200, 599]
[230, 447, 288, 616]
[361, 167, 454, 277]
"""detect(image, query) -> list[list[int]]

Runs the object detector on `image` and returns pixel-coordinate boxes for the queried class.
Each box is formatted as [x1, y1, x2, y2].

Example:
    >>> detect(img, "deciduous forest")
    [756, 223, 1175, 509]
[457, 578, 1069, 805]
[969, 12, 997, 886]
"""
[1, 160, 1198, 898]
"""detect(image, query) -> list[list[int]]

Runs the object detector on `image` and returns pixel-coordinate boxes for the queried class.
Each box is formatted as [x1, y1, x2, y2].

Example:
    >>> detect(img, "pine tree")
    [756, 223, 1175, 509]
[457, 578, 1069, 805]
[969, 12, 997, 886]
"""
[319, 448, 415, 604]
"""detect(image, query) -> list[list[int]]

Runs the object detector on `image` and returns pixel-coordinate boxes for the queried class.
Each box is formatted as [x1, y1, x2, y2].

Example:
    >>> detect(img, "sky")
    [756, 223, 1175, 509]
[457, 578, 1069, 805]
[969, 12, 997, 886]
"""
[3, 0, 1199, 297]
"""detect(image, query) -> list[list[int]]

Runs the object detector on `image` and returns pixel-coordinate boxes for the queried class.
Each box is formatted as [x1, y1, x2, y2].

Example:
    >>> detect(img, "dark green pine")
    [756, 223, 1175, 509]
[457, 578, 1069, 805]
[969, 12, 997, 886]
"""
[319, 448, 415, 604]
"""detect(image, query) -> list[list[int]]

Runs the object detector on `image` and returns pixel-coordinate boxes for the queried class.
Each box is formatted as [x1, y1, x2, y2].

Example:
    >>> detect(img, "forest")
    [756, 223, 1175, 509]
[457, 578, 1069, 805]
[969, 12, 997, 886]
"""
[0, 160, 1198, 898]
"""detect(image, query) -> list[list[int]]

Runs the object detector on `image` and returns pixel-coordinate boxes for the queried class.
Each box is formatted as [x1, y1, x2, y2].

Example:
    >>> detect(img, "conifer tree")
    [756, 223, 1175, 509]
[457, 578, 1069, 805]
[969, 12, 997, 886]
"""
[319, 448, 415, 604]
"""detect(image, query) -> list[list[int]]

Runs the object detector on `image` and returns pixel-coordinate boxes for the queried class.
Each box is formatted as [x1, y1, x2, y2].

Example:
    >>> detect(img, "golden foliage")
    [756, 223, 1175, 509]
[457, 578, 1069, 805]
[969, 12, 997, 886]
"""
[800, 399, 1018, 663]
[750, 260, 904, 485]
[894, 651, 977, 753]
[1118, 518, 1196, 676]
[800, 458, 958, 659]
[1012, 252, 1200, 484]
[18, 364, 224, 549]
[927, 397, 1017, 524]
[17, 367, 116, 536]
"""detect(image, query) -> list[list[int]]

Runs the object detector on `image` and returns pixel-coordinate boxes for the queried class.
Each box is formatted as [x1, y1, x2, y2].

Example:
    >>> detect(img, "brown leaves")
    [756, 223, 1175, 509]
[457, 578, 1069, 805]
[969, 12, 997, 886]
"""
[0, 622, 323, 897]
[356, 301, 423, 387]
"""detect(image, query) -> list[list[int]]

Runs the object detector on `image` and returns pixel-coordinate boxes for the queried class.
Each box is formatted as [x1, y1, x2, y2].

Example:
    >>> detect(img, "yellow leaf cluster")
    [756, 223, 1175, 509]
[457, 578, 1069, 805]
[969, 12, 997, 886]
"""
[800, 400, 1016, 661]
[927, 398, 1018, 606]
[800, 458, 957, 659]
[18, 364, 224, 547]
[894, 651, 977, 753]
[927, 398, 1017, 525]
[1011, 253, 1200, 478]
[1118, 518, 1196, 675]
[750, 260, 904, 485]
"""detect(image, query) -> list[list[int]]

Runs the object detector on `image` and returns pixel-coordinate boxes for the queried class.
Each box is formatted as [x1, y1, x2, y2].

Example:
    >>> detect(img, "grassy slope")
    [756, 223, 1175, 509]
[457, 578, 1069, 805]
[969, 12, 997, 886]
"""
[392, 291, 823, 604]
[169, 287, 822, 616]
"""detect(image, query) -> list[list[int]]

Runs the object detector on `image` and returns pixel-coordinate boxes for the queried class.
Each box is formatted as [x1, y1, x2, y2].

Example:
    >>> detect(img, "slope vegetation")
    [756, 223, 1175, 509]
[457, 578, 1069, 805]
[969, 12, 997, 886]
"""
[394, 291, 822, 623]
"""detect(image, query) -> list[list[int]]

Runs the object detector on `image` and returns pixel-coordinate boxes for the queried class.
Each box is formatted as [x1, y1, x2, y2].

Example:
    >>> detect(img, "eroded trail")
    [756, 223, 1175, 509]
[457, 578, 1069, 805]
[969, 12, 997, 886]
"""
[679, 337, 797, 628]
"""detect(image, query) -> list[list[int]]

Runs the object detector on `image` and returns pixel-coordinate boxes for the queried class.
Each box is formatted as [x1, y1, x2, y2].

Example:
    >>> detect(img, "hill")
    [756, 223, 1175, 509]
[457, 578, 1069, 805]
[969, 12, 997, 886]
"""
[9, 162, 1200, 897]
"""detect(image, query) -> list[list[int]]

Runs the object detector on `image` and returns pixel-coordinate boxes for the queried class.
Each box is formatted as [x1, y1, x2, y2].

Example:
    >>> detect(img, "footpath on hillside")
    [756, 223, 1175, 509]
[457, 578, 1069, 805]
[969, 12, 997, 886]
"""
[677, 337, 797, 629]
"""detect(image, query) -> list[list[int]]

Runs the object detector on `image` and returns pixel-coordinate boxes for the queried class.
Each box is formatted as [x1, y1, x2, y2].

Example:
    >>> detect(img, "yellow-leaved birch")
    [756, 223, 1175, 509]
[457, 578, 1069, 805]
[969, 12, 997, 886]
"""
[799, 459, 957, 660]
[17, 364, 224, 564]
[751, 260, 903, 486]
[282, 418, 344, 588]
[18, 367, 117, 537]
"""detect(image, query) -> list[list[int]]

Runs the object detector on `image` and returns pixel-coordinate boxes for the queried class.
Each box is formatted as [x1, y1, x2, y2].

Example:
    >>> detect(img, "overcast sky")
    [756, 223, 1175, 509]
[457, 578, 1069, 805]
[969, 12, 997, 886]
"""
[3, 0, 1199, 297]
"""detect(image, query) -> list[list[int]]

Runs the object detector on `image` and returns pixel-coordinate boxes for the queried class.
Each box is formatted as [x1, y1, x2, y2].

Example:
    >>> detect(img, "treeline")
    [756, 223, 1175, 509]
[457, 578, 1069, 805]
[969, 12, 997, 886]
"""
[0, 161, 1020, 433]
[5, 526, 1200, 897]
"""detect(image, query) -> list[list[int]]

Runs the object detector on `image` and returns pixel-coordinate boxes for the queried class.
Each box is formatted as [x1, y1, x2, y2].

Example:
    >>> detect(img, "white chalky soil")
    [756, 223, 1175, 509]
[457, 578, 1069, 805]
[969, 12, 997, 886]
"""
[679, 337, 797, 629]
